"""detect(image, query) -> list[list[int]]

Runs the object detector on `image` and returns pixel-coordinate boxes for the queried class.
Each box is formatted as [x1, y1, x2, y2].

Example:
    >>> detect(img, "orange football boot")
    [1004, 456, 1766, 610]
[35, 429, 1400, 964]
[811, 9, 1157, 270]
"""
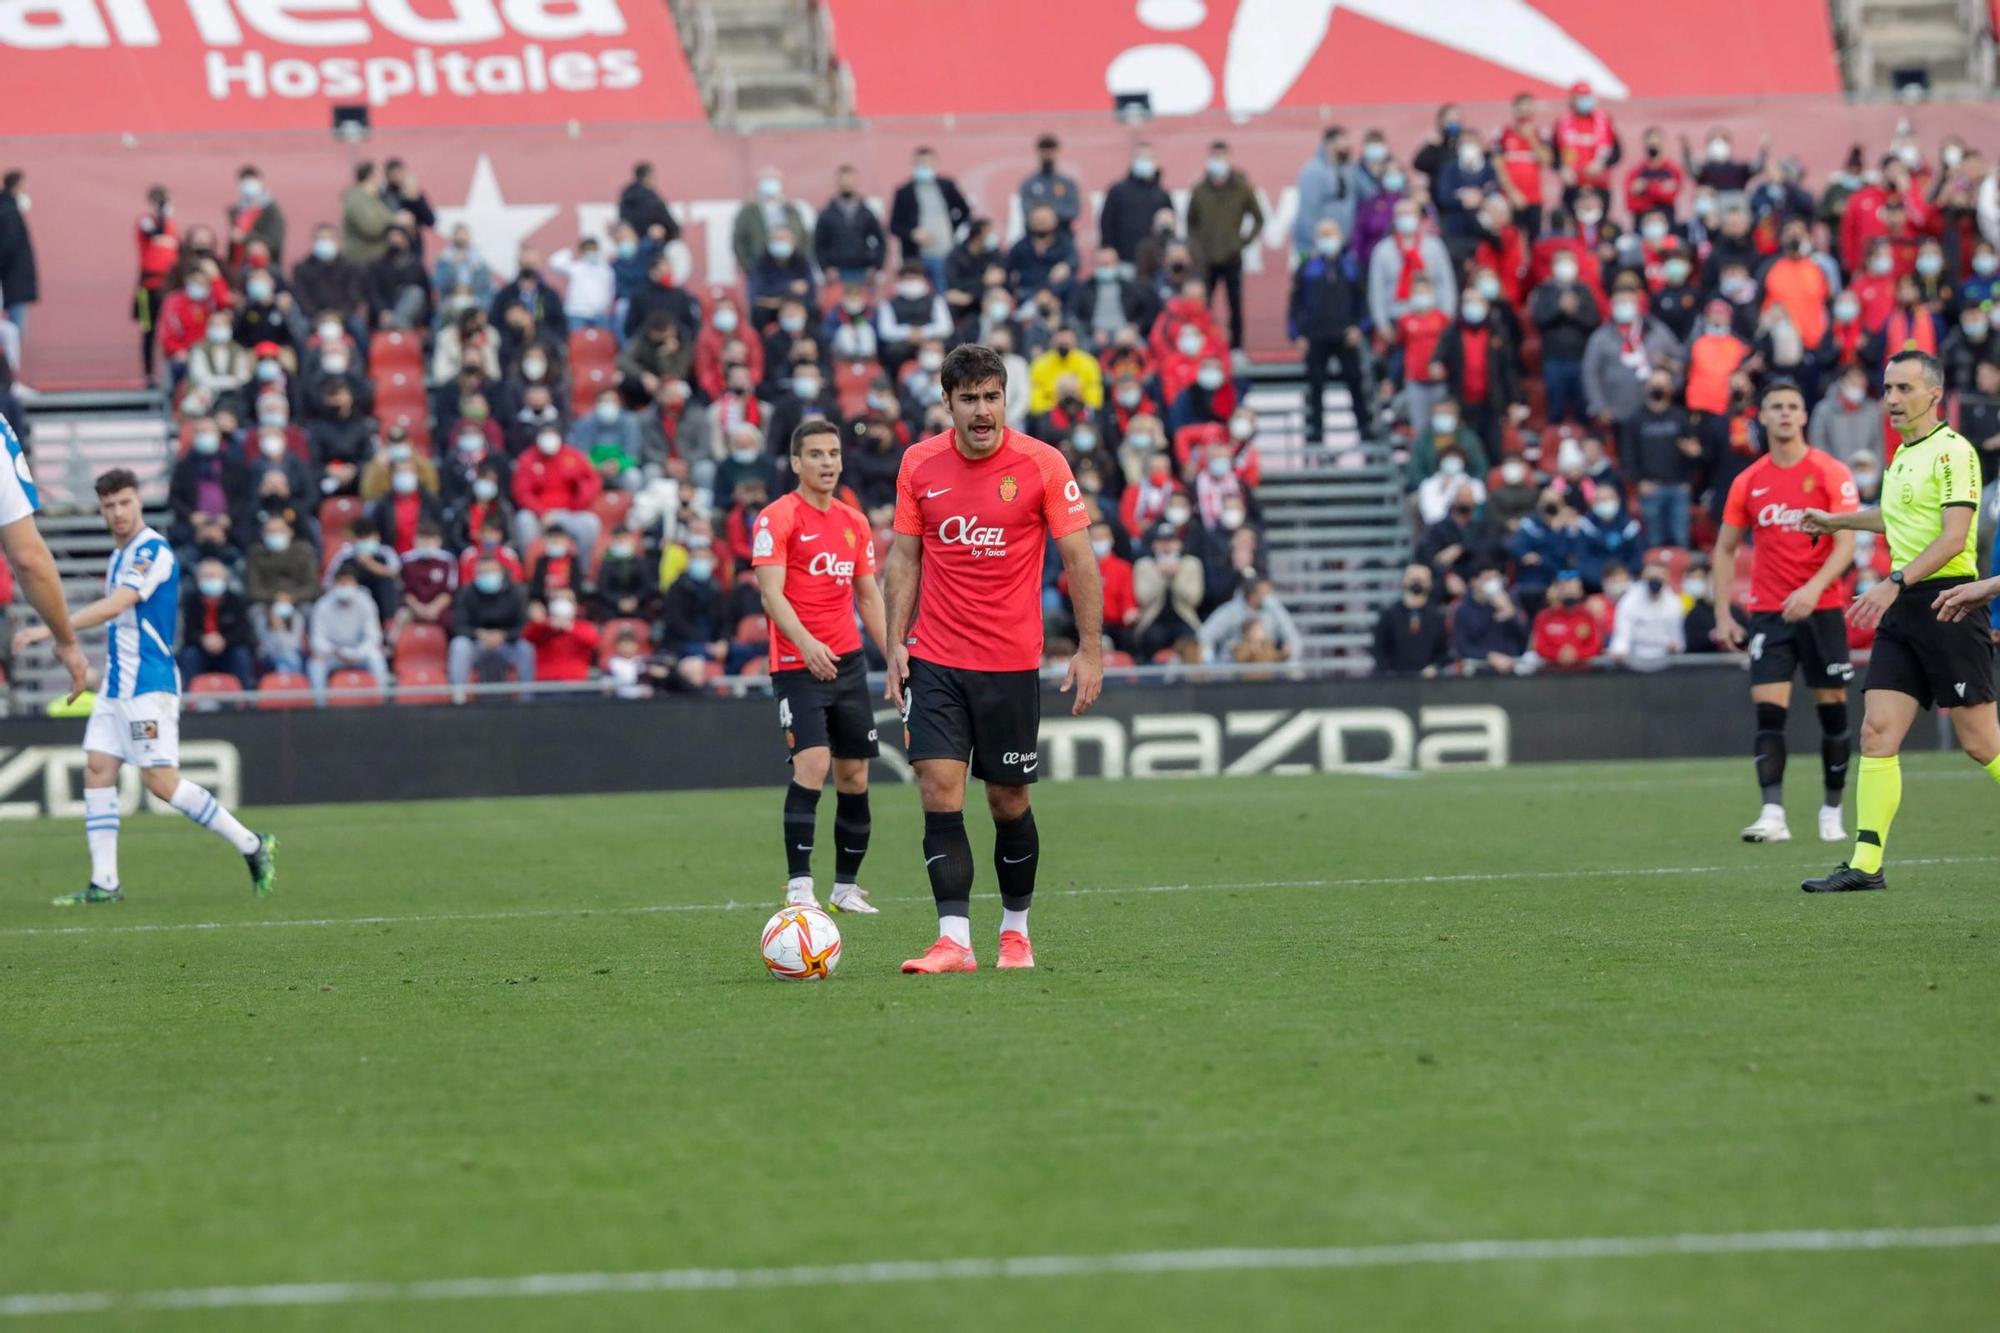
[996, 930, 1035, 970]
[900, 937, 978, 974]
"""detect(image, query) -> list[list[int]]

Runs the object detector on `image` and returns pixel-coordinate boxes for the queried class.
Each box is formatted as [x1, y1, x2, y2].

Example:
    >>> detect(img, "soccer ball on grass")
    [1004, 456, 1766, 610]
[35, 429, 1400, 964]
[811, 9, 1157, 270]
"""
[761, 906, 842, 980]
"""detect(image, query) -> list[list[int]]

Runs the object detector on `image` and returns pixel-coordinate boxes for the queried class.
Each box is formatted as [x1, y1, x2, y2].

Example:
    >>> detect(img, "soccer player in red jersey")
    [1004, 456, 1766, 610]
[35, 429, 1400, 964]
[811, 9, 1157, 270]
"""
[883, 344, 1104, 973]
[753, 419, 890, 915]
[1711, 378, 1860, 845]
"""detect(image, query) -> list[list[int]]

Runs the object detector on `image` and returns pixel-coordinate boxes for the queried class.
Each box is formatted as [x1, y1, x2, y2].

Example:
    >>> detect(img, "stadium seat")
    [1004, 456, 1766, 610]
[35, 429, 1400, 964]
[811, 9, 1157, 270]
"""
[368, 330, 423, 376]
[378, 409, 433, 453]
[569, 326, 616, 372]
[734, 614, 768, 645]
[373, 368, 427, 415]
[324, 668, 385, 707]
[1645, 547, 1692, 588]
[254, 672, 312, 710]
[592, 490, 633, 533]
[1104, 649, 1135, 668]
[186, 672, 243, 708]
[319, 496, 367, 540]
[834, 360, 875, 418]
[571, 363, 618, 417]
[598, 617, 652, 664]
[394, 622, 449, 671]
[393, 663, 451, 705]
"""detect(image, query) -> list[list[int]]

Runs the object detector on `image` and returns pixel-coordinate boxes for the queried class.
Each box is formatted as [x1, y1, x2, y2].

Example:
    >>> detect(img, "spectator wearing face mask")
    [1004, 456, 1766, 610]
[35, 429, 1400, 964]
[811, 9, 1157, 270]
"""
[1100, 143, 1172, 266]
[339, 160, 395, 266]
[1061, 520, 1136, 653]
[244, 444, 316, 537]
[1551, 82, 1620, 207]
[433, 226, 496, 324]
[1752, 157, 1817, 230]
[441, 409, 509, 506]
[946, 220, 1004, 335]
[185, 310, 254, 415]
[1067, 247, 1157, 353]
[157, 266, 229, 388]
[1372, 563, 1450, 676]
[395, 519, 457, 634]
[656, 540, 730, 662]
[1846, 240, 1899, 336]
[1620, 372, 1700, 549]
[134, 185, 184, 385]
[542, 234, 615, 334]
[511, 426, 602, 554]
[1575, 484, 1643, 589]
[1487, 455, 1540, 528]
[1434, 131, 1501, 254]
[369, 458, 445, 556]
[1493, 94, 1551, 240]
[888, 146, 969, 287]
[324, 515, 403, 618]
[591, 529, 659, 622]
[1454, 568, 1528, 673]
[1509, 489, 1584, 611]
[693, 295, 764, 400]
[1912, 240, 1958, 315]
[1186, 141, 1265, 350]
[1879, 274, 1944, 375]
[1433, 290, 1524, 454]
[1470, 202, 1530, 313]
[254, 591, 306, 675]
[1683, 299, 1752, 416]
[1389, 274, 1451, 435]
[812, 164, 886, 288]
[458, 511, 524, 587]
[1200, 576, 1301, 664]
[1007, 203, 1081, 304]
[571, 389, 642, 491]
[616, 320, 690, 417]
[176, 558, 256, 689]
[225, 166, 285, 269]
[1682, 129, 1767, 200]
[1527, 571, 1603, 670]
[1119, 450, 1186, 537]
[1368, 198, 1456, 336]
[307, 561, 390, 703]
[877, 263, 953, 368]
[1417, 483, 1507, 591]
[759, 362, 840, 466]
[1606, 556, 1684, 670]
[1622, 127, 1684, 223]
[488, 249, 567, 358]
[522, 592, 600, 683]
[291, 225, 365, 326]
[1808, 363, 1886, 466]
[1166, 355, 1236, 435]
[617, 250, 700, 349]
[748, 230, 818, 335]
[1758, 222, 1831, 345]
[1028, 325, 1103, 417]
[1295, 125, 1373, 254]
[234, 260, 299, 359]
[358, 426, 437, 503]
[526, 522, 591, 603]
[168, 418, 250, 552]
[733, 167, 810, 278]
[1583, 282, 1682, 431]
[1132, 522, 1206, 659]
[450, 555, 536, 689]
[1351, 158, 1407, 275]
[1289, 220, 1369, 445]
[1961, 241, 2000, 308]
[365, 225, 431, 331]
[1676, 559, 1731, 654]
[245, 516, 318, 608]
[1195, 432, 1255, 529]
[1528, 251, 1600, 426]
[1414, 445, 1487, 528]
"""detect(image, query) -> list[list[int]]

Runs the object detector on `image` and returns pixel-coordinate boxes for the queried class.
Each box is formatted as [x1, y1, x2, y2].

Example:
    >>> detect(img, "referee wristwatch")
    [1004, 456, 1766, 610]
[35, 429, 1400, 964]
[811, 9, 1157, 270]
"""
[1889, 569, 1906, 588]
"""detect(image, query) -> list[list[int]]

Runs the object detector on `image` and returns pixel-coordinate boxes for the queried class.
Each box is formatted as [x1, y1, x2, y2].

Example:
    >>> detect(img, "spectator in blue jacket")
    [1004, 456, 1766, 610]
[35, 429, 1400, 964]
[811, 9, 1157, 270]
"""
[1507, 489, 1585, 611]
[1007, 204, 1080, 301]
[1574, 495, 1645, 591]
[1452, 567, 1528, 673]
[1435, 132, 1502, 255]
[1288, 219, 1370, 444]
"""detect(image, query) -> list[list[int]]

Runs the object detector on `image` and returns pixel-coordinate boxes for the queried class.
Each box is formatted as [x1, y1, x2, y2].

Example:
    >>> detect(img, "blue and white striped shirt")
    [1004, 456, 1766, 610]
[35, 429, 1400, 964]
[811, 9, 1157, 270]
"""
[102, 526, 180, 699]
[0, 415, 36, 526]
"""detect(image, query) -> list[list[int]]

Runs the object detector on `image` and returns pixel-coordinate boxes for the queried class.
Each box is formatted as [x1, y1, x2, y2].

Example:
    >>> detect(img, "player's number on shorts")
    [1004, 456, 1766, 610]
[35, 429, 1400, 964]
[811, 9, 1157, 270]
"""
[777, 697, 793, 730]
[1748, 633, 1765, 662]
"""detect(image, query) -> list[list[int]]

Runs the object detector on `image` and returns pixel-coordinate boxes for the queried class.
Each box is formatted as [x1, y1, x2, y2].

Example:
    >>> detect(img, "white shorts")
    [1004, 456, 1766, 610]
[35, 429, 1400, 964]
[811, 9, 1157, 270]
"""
[83, 693, 181, 769]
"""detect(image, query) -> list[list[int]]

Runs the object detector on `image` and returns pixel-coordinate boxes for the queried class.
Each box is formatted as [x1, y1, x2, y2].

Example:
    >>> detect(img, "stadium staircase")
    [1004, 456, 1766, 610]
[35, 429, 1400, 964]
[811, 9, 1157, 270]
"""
[1, 391, 172, 715]
[1242, 371, 1408, 670]
[672, 0, 854, 129]
[1833, 0, 1995, 96]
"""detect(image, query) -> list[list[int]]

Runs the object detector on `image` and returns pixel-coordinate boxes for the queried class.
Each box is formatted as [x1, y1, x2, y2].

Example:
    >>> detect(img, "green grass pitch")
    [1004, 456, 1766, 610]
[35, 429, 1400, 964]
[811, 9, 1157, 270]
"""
[4, 756, 1999, 1330]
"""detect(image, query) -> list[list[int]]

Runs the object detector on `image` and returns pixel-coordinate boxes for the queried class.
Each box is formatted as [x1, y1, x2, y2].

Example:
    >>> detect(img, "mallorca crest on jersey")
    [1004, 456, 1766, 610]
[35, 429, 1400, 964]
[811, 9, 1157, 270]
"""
[843, 527, 856, 549]
[998, 475, 1018, 504]
[1802, 474, 1816, 494]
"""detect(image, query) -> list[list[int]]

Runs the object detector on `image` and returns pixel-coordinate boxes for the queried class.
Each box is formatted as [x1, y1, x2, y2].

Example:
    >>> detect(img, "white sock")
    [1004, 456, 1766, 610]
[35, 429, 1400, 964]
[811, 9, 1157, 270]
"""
[169, 780, 260, 855]
[833, 881, 859, 894]
[84, 786, 120, 890]
[939, 915, 971, 948]
[786, 876, 816, 904]
[1762, 802, 1787, 820]
[1000, 908, 1029, 937]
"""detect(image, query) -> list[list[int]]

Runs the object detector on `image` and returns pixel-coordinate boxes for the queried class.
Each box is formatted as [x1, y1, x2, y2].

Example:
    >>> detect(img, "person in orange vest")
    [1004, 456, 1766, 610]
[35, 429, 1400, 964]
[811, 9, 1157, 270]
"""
[1759, 219, 1831, 348]
[1685, 299, 1752, 415]
[1878, 274, 1944, 377]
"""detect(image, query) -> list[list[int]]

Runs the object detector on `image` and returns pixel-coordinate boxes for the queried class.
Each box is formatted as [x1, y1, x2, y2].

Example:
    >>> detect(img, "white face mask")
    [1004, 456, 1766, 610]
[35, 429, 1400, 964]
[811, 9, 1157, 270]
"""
[1178, 331, 1205, 357]
[391, 471, 419, 495]
[1501, 461, 1527, 485]
[473, 478, 499, 500]
[1834, 300, 1860, 322]
[1552, 260, 1579, 284]
[1410, 291, 1435, 312]
[1976, 254, 2000, 276]
[1092, 538, 1113, 557]
[1706, 139, 1730, 162]
[1641, 221, 1668, 243]
[596, 402, 620, 423]
[322, 354, 349, 376]
[1611, 299, 1638, 324]
[1116, 386, 1142, 408]
[247, 277, 274, 303]
[1207, 456, 1230, 477]
[537, 434, 562, 456]
[259, 434, 286, 459]
[1165, 505, 1192, 526]
[1230, 417, 1254, 441]
[1394, 213, 1419, 236]
[1206, 157, 1229, 180]
[1593, 499, 1621, 521]
[714, 308, 738, 333]
[769, 241, 794, 261]
[1438, 453, 1464, 475]
[1196, 367, 1225, 391]
[1458, 147, 1484, 171]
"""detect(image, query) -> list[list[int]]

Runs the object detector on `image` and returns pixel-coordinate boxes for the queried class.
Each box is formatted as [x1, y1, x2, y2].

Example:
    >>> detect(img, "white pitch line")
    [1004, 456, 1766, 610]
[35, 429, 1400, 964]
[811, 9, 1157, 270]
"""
[3, 855, 1994, 941]
[3, 1223, 1997, 1317]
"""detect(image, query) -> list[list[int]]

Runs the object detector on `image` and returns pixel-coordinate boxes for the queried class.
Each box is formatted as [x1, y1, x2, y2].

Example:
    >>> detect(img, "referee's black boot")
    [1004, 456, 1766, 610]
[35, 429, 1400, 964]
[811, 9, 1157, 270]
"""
[1801, 862, 1886, 894]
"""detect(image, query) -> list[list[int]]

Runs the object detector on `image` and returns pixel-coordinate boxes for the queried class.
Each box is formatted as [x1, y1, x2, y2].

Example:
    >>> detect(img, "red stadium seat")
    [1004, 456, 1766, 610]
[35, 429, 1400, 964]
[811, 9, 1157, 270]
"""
[394, 622, 448, 671]
[368, 330, 423, 376]
[1644, 546, 1692, 588]
[834, 360, 875, 418]
[185, 672, 243, 707]
[592, 490, 633, 533]
[569, 326, 616, 372]
[255, 672, 312, 709]
[324, 668, 385, 707]
[571, 364, 618, 417]
[318, 496, 366, 540]
[373, 368, 427, 413]
[393, 663, 451, 705]
[378, 409, 433, 453]
[1103, 650, 1135, 668]
[734, 614, 768, 645]
[598, 617, 652, 665]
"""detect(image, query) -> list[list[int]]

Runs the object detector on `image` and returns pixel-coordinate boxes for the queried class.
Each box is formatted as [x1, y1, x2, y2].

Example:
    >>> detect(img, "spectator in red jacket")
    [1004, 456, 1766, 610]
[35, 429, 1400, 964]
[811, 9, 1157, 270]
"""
[1849, 239, 1899, 333]
[134, 184, 181, 385]
[510, 426, 602, 554]
[1550, 81, 1619, 207]
[158, 267, 230, 387]
[1530, 570, 1604, 669]
[458, 511, 525, 588]
[1395, 273, 1452, 432]
[1622, 127, 1683, 222]
[1120, 448, 1186, 536]
[523, 592, 600, 683]
[1494, 92, 1550, 239]
[692, 292, 764, 401]
[1075, 518, 1138, 652]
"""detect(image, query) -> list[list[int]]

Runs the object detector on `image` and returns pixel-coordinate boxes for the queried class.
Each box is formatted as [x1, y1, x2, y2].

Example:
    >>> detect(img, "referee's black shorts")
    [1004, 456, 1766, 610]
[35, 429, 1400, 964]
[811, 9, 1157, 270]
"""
[901, 657, 1042, 784]
[1748, 609, 1853, 691]
[1864, 577, 1998, 710]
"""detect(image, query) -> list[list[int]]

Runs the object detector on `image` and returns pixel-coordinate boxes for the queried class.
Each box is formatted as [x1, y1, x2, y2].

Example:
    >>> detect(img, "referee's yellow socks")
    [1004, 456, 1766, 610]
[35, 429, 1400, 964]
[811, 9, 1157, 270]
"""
[1851, 755, 1901, 875]
[1985, 755, 2000, 786]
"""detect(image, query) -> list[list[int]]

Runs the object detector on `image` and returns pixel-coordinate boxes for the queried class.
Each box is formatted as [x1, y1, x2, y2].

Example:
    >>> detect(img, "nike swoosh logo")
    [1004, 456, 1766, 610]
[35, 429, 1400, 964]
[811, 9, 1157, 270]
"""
[795, 844, 813, 851]
[1002, 854, 1035, 864]
[799, 533, 820, 542]
[925, 853, 946, 866]
[1751, 488, 1770, 496]
[1020, 761, 1038, 773]
[842, 847, 866, 855]
[925, 487, 951, 498]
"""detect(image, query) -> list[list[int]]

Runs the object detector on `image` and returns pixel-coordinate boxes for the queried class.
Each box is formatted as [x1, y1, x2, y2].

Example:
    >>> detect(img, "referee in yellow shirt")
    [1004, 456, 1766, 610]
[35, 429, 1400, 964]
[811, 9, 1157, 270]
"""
[1797, 350, 1999, 892]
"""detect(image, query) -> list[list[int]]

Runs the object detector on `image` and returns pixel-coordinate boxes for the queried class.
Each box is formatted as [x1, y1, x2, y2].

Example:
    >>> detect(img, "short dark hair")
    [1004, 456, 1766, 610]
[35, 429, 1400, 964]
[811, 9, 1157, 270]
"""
[791, 416, 840, 456]
[1759, 376, 1806, 405]
[350, 516, 380, 539]
[353, 160, 375, 184]
[1887, 349, 1945, 389]
[1209, 139, 1229, 152]
[238, 164, 259, 179]
[939, 343, 1007, 397]
[94, 468, 140, 499]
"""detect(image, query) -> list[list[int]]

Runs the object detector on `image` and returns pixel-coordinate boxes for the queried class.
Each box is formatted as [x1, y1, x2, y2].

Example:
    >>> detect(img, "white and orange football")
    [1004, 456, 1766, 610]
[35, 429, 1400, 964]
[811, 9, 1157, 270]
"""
[760, 906, 842, 981]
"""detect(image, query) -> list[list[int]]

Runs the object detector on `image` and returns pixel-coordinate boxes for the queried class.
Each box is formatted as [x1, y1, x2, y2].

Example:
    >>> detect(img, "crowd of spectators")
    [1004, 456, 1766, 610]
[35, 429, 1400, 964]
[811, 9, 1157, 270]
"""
[1355, 95, 2000, 676]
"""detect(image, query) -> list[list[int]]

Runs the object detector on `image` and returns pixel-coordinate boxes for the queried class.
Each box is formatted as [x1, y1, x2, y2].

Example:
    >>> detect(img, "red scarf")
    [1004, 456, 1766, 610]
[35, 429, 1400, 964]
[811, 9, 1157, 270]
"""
[1394, 234, 1425, 302]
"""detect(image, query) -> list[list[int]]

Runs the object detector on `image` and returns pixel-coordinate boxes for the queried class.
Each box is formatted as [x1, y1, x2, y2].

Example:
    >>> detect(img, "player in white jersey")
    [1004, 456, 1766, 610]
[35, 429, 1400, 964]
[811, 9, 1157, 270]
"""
[0, 414, 89, 700]
[12, 469, 276, 905]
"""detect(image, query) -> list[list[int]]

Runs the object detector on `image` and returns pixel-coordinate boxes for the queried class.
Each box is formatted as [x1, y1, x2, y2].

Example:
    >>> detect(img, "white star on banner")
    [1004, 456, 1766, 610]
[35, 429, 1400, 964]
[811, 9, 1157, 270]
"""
[433, 155, 560, 282]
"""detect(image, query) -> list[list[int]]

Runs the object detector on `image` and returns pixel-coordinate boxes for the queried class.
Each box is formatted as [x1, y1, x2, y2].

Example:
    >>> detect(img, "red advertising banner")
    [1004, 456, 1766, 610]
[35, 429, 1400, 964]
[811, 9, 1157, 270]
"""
[824, 0, 1842, 117]
[0, 0, 705, 134]
[9, 98, 1998, 390]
